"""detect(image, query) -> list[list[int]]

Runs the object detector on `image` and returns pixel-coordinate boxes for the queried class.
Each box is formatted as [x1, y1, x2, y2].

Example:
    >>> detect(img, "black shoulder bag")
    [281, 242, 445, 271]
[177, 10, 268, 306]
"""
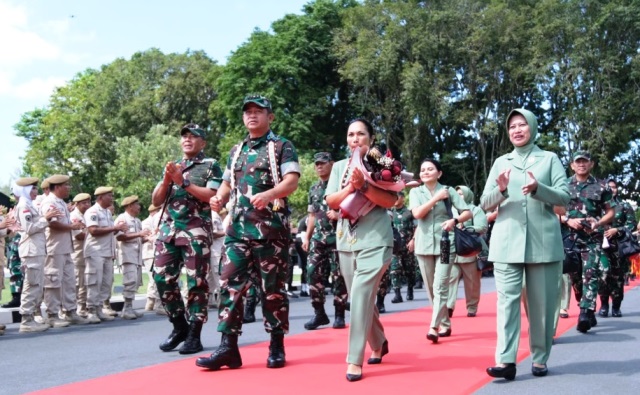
[443, 195, 483, 258]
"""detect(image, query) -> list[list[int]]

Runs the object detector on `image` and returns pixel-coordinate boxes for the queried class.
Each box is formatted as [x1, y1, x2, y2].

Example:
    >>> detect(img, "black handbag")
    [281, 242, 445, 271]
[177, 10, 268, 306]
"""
[562, 234, 582, 274]
[616, 228, 640, 258]
[444, 196, 483, 258]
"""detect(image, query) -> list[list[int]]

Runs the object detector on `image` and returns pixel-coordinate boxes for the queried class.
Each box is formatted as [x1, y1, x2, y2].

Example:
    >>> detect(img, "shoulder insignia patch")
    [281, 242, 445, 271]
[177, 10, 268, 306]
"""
[90, 215, 97, 222]
[25, 215, 32, 222]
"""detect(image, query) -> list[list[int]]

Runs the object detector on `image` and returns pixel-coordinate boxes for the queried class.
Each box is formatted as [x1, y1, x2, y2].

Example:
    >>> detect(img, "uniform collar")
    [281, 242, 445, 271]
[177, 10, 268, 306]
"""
[569, 174, 597, 185]
[180, 151, 206, 168]
[244, 130, 277, 148]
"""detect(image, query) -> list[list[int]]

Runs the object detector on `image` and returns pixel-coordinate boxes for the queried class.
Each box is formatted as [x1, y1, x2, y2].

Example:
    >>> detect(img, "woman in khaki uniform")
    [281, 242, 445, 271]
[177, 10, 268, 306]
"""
[409, 159, 471, 343]
[481, 109, 570, 380]
[325, 118, 397, 382]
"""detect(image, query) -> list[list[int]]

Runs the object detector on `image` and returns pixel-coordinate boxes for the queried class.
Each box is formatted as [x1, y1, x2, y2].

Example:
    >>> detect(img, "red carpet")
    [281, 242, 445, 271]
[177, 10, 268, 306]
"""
[30, 290, 584, 395]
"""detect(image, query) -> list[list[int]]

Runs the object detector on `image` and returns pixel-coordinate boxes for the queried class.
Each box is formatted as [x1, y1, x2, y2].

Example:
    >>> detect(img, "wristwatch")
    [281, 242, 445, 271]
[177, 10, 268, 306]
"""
[181, 179, 191, 189]
[454, 218, 459, 225]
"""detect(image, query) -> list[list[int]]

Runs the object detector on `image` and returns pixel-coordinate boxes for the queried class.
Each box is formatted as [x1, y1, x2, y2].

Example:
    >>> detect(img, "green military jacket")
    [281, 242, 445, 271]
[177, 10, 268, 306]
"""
[565, 175, 615, 243]
[157, 151, 223, 245]
[223, 130, 299, 240]
[390, 205, 415, 249]
[308, 179, 336, 244]
[611, 196, 636, 233]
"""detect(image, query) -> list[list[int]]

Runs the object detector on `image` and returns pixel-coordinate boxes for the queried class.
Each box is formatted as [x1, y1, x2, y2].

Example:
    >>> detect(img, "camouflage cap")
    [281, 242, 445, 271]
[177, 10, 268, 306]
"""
[313, 152, 332, 163]
[94, 186, 113, 196]
[47, 174, 70, 185]
[120, 195, 138, 207]
[16, 177, 39, 187]
[180, 123, 206, 138]
[572, 151, 592, 162]
[41, 179, 50, 189]
[73, 193, 91, 203]
[242, 94, 272, 112]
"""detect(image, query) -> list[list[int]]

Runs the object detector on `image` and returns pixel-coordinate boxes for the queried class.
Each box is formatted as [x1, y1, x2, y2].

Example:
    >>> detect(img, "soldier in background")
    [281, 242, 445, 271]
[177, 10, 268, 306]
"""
[199, 95, 300, 370]
[302, 152, 347, 330]
[208, 208, 227, 308]
[115, 196, 150, 320]
[560, 151, 615, 333]
[0, 206, 17, 330]
[389, 191, 417, 304]
[2, 201, 21, 309]
[40, 175, 88, 326]
[598, 179, 637, 317]
[141, 204, 165, 315]
[84, 186, 128, 323]
[15, 177, 60, 333]
[70, 193, 91, 317]
[102, 204, 119, 318]
[152, 123, 222, 355]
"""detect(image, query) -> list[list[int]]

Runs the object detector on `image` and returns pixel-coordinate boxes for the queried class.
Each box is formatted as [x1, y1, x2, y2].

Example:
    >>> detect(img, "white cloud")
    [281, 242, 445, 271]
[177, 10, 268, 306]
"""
[13, 77, 66, 100]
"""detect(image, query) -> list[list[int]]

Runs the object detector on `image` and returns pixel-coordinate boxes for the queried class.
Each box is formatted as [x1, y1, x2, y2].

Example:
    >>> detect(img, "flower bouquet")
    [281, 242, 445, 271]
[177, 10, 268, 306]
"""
[339, 145, 414, 222]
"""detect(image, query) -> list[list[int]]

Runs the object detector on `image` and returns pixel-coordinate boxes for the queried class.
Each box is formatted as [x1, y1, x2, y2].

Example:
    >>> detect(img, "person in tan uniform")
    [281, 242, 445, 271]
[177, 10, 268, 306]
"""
[0, 208, 17, 336]
[14, 177, 60, 333]
[34, 179, 50, 210]
[70, 193, 92, 317]
[40, 175, 88, 327]
[115, 196, 150, 319]
[84, 187, 128, 323]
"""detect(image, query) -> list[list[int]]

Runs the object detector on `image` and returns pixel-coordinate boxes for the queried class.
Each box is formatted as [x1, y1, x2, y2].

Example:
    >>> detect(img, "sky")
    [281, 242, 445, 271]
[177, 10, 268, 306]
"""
[0, 0, 312, 187]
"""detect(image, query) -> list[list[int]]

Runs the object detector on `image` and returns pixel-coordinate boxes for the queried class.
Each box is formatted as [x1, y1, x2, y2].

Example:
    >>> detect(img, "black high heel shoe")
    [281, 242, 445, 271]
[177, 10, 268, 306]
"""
[531, 364, 548, 377]
[486, 363, 516, 381]
[367, 340, 389, 364]
[346, 365, 363, 382]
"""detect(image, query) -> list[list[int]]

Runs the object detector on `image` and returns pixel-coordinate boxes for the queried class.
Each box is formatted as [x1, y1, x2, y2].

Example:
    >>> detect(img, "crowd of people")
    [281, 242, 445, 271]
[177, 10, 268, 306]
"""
[2, 97, 639, 383]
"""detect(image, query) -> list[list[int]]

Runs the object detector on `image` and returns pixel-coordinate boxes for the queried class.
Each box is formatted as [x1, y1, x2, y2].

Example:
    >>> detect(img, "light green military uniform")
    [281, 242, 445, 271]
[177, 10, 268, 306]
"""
[480, 108, 570, 366]
[409, 183, 469, 332]
[446, 186, 488, 316]
[326, 158, 393, 366]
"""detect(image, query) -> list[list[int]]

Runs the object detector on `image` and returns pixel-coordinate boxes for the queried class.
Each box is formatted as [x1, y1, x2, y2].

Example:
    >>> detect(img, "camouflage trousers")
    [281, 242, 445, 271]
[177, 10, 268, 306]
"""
[377, 267, 390, 298]
[390, 249, 417, 289]
[7, 254, 23, 293]
[217, 236, 290, 336]
[306, 239, 347, 310]
[153, 238, 211, 323]
[569, 241, 610, 311]
[598, 251, 627, 304]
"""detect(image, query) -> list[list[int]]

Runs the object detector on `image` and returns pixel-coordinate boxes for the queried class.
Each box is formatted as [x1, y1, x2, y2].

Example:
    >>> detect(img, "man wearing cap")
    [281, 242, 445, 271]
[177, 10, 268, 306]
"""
[14, 177, 60, 333]
[301, 152, 347, 330]
[151, 123, 223, 355]
[40, 175, 88, 326]
[84, 186, 128, 323]
[198, 94, 300, 371]
[115, 196, 150, 320]
[389, 191, 418, 304]
[70, 192, 92, 317]
[34, 179, 50, 210]
[141, 204, 165, 314]
[560, 151, 615, 333]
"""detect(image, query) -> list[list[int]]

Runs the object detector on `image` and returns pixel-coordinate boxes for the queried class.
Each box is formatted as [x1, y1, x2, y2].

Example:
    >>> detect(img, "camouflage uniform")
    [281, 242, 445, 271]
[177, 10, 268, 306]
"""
[599, 196, 636, 313]
[306, 180, 347, 313]
[6, 234, 22, 293]
[389, 206, 417, 292]
[154, 151, 223, 323]
[218, 130, 299, 336]
[565, 175, 615, 312]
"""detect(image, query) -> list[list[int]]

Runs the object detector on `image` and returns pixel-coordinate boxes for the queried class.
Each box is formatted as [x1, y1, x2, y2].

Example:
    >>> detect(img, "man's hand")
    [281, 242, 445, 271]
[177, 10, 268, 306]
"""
[114, 221, 129, 233]
[604, 227, 619, 239]
[250, 190, 275, 210]
[70, 222, 85, 231]
[326, 210, 339, 221]
[302, 239, 309, 252]
[44, 208, 62, 221]
[165, 162, 184, 185]
[210, 196, 223, 213]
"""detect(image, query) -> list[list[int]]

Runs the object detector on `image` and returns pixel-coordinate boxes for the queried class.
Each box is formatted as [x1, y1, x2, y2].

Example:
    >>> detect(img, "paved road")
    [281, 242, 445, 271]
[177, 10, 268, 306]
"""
[1, 277, 639, 394]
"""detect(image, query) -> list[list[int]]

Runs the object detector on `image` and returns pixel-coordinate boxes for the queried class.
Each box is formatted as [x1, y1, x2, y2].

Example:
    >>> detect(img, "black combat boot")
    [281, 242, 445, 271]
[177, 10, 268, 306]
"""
[611, 299, 622, 317]
[588, 309, 597, 327]
[159, 315, 189, 351]
[376, 294, 386, 313]
[576, 308, 591, 333]
[243, 296, 257, 323]
[333, 304, 346, 329]
[1, 292, 21, 308]
[406, 286, 414, 301]
[598, 295, 609, 317]
[178, 321, 204, 354]
[304, 306, 330, 330]
[196, 333, 243, 370]
[391, 288, 403, 304]
[267, 333, 286, 368]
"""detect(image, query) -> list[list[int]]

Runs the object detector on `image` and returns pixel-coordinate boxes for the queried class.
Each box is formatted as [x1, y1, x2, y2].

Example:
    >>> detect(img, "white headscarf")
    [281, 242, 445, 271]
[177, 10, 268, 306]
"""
[12, 184, 34, 205]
